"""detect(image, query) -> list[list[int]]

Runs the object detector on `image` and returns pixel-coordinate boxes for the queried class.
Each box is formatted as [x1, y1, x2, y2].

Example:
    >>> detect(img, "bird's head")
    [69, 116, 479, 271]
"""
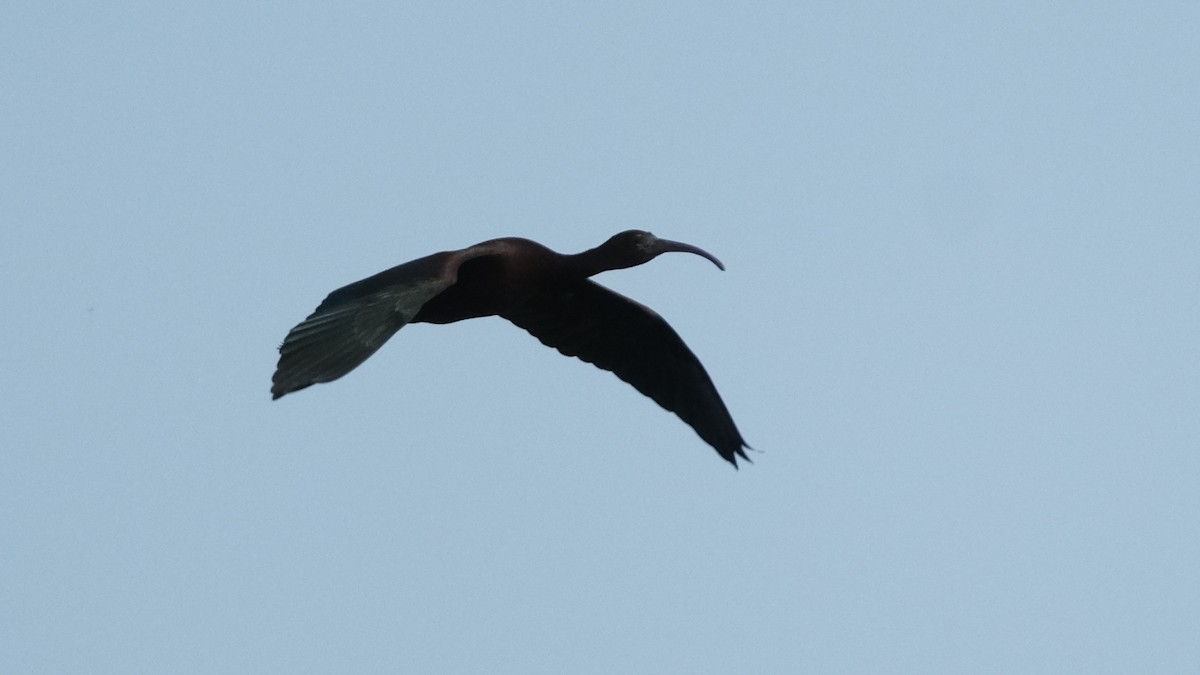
[600, 230, 726, 271]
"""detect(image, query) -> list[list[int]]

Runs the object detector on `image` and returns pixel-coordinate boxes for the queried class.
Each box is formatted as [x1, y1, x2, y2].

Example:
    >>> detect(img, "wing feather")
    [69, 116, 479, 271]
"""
[271, 255, 458, 399]
[503, 280, 749, 465]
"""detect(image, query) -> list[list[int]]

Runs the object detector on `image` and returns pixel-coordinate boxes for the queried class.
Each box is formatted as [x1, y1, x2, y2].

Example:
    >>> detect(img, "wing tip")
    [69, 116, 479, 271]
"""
[720, 441, 754, 469]
[271, 373, 314, 400]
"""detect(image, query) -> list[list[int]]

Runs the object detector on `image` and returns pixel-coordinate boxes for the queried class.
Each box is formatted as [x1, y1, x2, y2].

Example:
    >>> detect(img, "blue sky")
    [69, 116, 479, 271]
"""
[3, 2, 1197, 672]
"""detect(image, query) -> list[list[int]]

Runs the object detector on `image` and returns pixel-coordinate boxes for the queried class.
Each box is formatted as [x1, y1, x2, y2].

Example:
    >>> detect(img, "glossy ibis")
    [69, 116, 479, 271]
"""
[271, 230, 750, 466]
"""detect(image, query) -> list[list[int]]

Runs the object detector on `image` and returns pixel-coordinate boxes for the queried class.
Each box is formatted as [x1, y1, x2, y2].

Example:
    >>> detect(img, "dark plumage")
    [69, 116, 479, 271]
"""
[272, 231, 750, 466]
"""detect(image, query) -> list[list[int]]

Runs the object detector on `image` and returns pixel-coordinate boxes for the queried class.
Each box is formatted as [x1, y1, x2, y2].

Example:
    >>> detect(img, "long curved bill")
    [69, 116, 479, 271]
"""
[656, 238, 726, 271]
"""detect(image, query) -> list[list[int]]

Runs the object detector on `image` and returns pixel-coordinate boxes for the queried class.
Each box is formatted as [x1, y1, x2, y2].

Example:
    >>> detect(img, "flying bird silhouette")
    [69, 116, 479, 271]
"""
[271, 230, 750, 466]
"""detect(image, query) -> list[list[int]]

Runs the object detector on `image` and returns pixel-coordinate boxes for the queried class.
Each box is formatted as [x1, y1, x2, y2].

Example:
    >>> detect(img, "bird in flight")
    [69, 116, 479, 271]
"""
[272, 230, 750, 466]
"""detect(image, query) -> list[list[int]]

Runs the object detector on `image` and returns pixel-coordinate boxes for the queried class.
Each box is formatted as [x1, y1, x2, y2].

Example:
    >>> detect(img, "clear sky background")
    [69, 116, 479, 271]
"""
[3, 2, 1198, 673]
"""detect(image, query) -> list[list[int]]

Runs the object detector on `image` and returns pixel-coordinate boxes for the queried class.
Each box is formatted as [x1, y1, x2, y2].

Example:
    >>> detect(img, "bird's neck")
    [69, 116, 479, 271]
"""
[565, 246, 610, 278]
[567, 242, 633, 278]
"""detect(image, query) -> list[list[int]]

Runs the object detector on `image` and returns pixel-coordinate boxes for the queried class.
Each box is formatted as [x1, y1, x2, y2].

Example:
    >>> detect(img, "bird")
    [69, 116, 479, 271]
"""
[271, 230, 750, 466]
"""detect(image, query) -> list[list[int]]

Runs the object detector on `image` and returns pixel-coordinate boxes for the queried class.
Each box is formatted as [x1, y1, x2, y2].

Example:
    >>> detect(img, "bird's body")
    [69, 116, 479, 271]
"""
[272, 231, 750, 466]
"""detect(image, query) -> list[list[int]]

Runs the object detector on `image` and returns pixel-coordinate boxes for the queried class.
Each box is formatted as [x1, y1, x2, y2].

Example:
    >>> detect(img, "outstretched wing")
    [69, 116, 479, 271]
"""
[503, 280, 749, 466]
[271, 252, 459, 399]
